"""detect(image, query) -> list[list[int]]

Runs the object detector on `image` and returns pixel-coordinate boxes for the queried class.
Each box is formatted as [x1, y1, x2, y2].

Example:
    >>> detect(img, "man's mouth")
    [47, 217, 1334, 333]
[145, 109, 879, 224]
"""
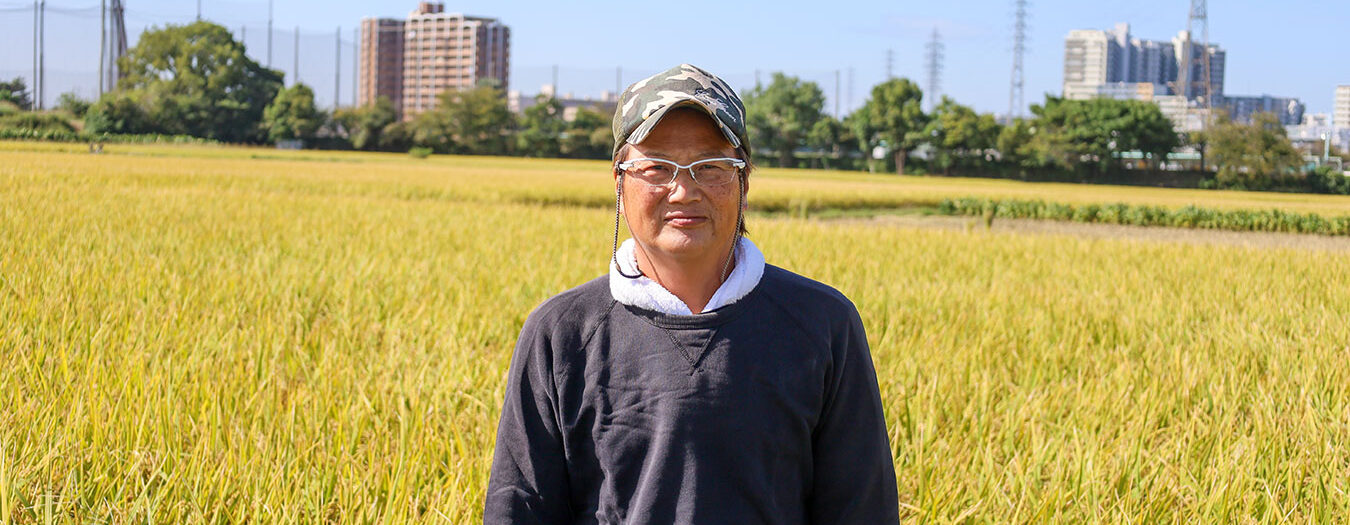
[664, 212, 707, 227]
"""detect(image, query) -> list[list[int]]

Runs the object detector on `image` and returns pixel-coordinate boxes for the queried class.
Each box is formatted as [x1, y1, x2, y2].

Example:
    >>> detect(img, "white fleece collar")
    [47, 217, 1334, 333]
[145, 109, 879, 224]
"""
[609, 237, 765, 315]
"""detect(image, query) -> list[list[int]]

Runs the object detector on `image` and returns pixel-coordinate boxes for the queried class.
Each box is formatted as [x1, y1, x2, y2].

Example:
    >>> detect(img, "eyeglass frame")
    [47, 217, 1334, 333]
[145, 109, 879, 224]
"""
[614, 157, 747, 188]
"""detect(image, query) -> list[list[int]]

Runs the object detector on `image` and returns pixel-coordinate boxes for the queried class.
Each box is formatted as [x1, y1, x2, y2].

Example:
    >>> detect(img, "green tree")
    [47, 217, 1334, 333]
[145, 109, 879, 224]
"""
[84, 92, 153, 135]
[515, 95, 565, 157]
[262, 83, 322, 143]
[803, 115, 855, 170]
[1025, 96, 1178, 175]
[0, 78, 33, 110]
[855, 78, 927, 174]
[921, 97, 1001, 175]
[332, 96, 399, 151]
[55, 92, 92, 118]
[561, 106, 612, 159]
[743, 73, 826, 167]
[1207, 111, 1302, 190]
[412, 82, 514, 155]
[95, 21, 282, 142]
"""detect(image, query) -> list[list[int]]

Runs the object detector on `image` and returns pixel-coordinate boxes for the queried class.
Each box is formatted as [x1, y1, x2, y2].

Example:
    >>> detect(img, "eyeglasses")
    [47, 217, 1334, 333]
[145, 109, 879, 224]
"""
[616, 157, 746, 190]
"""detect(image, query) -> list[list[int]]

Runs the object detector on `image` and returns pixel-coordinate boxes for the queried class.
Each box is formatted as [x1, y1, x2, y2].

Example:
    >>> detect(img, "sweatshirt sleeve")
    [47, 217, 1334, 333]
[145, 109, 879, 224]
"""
[807, 305, 900, 525]
[484, 312, 573, 524]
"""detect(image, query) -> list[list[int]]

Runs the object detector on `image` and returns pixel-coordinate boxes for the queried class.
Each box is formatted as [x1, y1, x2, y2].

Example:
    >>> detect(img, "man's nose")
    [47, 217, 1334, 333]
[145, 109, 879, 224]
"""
[665, 168, 701, 202]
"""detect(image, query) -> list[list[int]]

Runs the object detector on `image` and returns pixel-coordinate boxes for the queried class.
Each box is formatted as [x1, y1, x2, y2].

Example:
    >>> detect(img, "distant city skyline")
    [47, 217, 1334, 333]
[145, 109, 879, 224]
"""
[0, 0, 1345, 116]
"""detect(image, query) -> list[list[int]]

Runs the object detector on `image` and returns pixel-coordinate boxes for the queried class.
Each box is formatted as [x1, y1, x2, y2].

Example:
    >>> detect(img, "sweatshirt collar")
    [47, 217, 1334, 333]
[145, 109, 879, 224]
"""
[609, 237, 766, 316]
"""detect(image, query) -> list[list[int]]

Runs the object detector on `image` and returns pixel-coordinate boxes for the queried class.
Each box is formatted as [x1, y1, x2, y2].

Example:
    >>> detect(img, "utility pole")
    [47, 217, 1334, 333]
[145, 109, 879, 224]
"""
[885, 49, 894, 80]
[925, 27, 944, 111]
[352, 27, 358, 106]
[1008, 0, 1028, 120]
[267, 0, 273, 67]
[293, 27, 300, 85]
[334, 27, 341, 108]
[107, 0, 125, 90]
[100, 0, 106, 97]
[32, 1, 38, 110]
[38, 0, 45, 110]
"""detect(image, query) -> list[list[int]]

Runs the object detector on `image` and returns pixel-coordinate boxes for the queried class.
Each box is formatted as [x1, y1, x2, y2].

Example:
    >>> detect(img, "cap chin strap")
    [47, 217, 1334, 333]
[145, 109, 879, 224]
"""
[718, 174, 745, 284]
[613, 174, 644, 279]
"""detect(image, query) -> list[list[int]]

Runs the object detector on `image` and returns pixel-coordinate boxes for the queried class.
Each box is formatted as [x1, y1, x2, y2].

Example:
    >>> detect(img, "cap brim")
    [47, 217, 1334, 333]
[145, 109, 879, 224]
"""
[625, 98, 742, 150]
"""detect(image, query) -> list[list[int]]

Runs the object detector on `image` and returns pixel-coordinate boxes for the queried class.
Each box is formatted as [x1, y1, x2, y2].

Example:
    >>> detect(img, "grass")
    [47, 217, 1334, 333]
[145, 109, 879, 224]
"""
[3, 141, 1350, 523]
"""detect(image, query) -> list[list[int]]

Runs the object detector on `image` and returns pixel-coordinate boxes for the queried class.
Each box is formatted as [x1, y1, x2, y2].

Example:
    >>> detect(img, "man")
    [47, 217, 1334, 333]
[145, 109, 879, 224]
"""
[485, 64, 898, 524]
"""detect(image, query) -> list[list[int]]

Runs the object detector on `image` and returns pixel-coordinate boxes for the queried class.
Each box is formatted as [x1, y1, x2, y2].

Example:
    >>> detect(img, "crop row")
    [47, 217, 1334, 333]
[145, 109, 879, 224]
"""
[937, 197, 1350, 236]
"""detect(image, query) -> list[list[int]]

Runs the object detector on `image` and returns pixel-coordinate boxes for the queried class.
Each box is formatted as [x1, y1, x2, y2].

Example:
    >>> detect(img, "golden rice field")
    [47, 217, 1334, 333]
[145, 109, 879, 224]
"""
[3, 141, 1350, 523]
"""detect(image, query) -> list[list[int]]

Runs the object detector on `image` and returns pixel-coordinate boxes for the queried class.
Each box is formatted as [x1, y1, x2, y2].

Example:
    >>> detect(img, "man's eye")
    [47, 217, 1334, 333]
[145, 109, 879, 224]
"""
[640, 164, 673, 175]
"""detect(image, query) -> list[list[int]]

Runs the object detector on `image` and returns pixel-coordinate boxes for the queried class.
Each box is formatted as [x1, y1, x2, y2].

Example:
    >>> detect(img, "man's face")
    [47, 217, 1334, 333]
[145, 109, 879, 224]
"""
[617, 108, 746, 264]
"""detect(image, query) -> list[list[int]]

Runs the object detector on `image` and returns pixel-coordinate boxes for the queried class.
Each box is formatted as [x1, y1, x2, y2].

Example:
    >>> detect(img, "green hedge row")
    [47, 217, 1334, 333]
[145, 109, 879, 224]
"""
[0, 128, 217, 144]
[937, 197, 1350, 236]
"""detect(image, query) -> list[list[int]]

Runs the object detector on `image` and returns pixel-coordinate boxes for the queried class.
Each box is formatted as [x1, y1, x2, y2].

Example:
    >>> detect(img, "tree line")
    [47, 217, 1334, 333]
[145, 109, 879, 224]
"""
[1, 21, 1342, 194]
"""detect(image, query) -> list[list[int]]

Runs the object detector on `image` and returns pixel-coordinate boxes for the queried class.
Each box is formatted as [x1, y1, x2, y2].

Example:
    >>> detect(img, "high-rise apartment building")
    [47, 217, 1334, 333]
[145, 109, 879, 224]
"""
[358, 2, 510, 118]
[1063, 28, 1113, 100]
[359, 18, 405, 111]
[1219, 95, 1304, 126]
[1062, 23, 1222, 102]
[1335, 86, 1350, 129]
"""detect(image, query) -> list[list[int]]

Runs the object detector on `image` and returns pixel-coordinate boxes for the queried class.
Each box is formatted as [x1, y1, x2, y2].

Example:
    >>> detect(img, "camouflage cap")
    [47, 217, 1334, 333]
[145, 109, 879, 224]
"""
[612, 64, 749, 159]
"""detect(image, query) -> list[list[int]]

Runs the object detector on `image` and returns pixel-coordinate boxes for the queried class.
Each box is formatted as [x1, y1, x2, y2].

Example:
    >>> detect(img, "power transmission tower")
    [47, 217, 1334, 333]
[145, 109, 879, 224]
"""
[834, 70, 841, 118]
[1177, 0, 1213, 128]
[924, 28, 943, 110]
[847, 67, 854, 113]
[1008, 0, 1028, 120]
[885, 49, 894, 80]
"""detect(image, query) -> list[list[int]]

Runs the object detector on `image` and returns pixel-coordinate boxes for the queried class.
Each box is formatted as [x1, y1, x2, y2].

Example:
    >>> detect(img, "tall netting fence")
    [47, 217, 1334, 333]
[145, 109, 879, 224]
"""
[0, 0, 358, 110]
[1, 2, 871, 116]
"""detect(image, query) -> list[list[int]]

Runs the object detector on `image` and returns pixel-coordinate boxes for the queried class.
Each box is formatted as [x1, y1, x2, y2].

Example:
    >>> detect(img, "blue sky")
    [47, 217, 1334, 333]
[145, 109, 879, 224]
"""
[1, 0, 1345, 116]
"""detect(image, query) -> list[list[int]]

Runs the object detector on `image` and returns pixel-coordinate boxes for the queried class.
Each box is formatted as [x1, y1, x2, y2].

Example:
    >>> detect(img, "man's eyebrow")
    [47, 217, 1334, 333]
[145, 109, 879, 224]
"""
[640, 151, 732, 158]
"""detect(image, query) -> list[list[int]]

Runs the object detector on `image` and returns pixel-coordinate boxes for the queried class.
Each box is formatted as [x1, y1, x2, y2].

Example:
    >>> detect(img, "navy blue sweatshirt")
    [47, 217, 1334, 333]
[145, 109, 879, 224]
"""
[485, 265, 899, 524]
